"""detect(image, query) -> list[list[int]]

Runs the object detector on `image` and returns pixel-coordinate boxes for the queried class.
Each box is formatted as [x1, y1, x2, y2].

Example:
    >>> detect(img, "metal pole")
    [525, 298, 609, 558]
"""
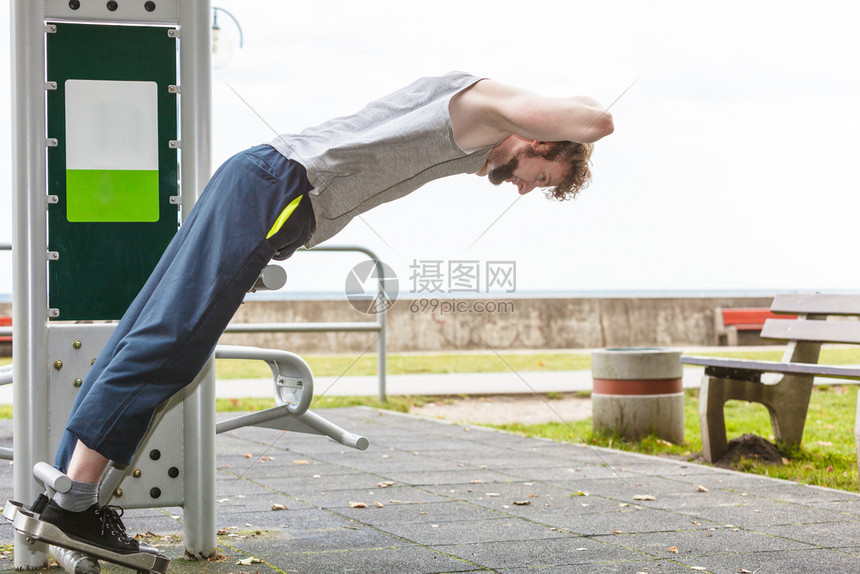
[376, 261, 387, 403]
[178, 0, 216, 560]
[300, 245, 389, 401]
[11, 0, 51, 568]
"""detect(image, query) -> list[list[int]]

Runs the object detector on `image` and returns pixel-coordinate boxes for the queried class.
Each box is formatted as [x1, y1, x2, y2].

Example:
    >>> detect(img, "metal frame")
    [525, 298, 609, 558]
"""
[9, 3, 372, 569]
[12, 2, 54, 566]
[225, 245, 389, 401]
[11, 0, 215, 567]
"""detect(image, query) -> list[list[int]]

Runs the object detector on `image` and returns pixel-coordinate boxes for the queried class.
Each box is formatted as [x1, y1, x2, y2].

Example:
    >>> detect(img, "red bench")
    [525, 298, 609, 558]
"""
[714, 307, 797, 346]
[0, 316, 10, 343]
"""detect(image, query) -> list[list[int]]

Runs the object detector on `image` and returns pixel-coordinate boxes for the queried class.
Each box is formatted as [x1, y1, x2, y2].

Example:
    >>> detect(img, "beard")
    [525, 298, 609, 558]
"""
[487, 156, 519, 185]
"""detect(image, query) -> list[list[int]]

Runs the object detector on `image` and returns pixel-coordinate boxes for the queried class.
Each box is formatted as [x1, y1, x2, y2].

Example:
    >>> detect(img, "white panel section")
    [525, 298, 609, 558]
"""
[65, 79, 159, 170]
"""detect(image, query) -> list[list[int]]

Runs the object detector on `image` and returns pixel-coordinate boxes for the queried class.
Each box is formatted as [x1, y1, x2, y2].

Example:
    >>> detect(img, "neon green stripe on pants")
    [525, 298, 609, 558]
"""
[266, 195, 303, 239]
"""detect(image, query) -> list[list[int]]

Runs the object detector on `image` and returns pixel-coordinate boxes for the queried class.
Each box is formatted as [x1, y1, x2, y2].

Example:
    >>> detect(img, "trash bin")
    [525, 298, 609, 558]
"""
[591, 347, 684, 444]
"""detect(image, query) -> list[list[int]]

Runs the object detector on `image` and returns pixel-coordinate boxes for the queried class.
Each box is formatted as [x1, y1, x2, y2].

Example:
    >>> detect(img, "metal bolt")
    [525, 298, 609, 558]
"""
[150, 487, 161, 499]
[114, 488, 123, 498]
[72, 340, 82, 350]
[168, 467, 179, 478]
[106, 1, 118, 11]
[53, 360, 63, 370]
[144, 1, 156, 12]
[149, 449, 161, 461]
[73, 379, 82, 388]
[68, 0, 80, 10]
[132, 469, 142, 478]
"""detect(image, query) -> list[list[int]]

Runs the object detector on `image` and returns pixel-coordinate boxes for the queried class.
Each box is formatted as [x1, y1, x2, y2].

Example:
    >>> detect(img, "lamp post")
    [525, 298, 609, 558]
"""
[212, 6, 243, 68]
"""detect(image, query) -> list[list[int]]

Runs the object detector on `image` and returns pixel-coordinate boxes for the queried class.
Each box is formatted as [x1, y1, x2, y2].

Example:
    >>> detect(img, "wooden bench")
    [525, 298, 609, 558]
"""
[714, 307, 796, 346]
[684, 293, 860, 462]
[0, 316, 10, 343]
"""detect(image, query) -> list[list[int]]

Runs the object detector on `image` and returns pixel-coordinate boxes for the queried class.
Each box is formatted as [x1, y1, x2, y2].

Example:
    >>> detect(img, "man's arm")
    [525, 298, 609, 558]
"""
[450, 79, 614, 150]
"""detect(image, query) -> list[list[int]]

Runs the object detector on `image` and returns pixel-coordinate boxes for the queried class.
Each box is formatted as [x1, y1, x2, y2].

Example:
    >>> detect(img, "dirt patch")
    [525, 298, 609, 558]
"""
[410, 393, 592, 425]
[713, 433, 786, 468]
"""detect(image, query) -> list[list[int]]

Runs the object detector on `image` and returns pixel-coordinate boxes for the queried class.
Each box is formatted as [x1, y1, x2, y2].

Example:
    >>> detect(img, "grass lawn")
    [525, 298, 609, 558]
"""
[492, 385, 859, 492]
[212, 351, 590, 379]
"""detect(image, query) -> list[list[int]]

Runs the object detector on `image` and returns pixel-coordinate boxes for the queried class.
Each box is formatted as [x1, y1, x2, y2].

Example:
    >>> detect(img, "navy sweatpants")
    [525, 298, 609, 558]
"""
[54, 145, 315, 469]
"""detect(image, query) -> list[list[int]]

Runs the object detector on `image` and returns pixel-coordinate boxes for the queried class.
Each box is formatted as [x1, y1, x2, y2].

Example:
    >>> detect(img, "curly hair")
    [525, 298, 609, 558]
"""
[533, 141, 594, 201]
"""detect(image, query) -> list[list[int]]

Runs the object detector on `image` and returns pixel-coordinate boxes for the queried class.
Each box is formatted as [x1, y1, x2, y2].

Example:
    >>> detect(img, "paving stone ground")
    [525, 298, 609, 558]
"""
[1, 408, 859, 573]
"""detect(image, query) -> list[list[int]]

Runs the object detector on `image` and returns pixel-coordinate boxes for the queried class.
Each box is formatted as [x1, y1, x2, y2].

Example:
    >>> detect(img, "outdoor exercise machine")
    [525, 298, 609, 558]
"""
[8, 1, 367, 571]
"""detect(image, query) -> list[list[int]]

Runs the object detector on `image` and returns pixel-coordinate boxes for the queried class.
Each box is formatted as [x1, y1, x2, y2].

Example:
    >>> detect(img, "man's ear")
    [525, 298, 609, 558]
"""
[531, 141, 553, 154]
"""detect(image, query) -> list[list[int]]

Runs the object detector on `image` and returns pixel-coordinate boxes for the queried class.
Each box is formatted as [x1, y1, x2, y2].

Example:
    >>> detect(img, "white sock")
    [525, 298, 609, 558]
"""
[52, 480, 99, 512]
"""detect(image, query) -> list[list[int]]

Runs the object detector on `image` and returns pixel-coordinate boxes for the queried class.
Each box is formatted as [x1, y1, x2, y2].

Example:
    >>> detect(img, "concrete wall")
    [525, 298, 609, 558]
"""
[218, 295, 775, 353]
[0, 296, 775, 355]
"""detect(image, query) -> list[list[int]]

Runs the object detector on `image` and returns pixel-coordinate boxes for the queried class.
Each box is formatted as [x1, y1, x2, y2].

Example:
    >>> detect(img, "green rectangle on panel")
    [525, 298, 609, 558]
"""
[67, 170, 160, 222]
[47, 23, 179, 321]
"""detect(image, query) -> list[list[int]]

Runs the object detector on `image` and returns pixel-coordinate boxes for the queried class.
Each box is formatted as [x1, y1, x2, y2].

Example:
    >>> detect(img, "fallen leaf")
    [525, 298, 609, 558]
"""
[668, 546, 678, 554]
[271, 504, 288, 511]
[293, 460, 309, 465]
[236, 556, 262, 565]
[697, 485, 709, 493]
[512, 501, 531, 506]
[376, 481, 396, 488]
[572, 491, 589, 497]
[217, 498, 230, 503]
[260, 456, 274, 461]
[242, 453, 252, 458]
[633, 495, 656, 501]
[349, 502, 368, 508]
[486, 493, 500, 497]
[375, 501, 384, 508]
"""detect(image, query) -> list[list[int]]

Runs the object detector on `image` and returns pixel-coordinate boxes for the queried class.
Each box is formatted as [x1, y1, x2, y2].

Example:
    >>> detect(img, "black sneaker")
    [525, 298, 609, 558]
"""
[39, 500, 159, 556]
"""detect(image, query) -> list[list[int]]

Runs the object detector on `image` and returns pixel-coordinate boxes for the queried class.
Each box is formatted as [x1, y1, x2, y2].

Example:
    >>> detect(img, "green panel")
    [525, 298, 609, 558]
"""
[67, 170, 160, 222]
[47, 23, 178, 320]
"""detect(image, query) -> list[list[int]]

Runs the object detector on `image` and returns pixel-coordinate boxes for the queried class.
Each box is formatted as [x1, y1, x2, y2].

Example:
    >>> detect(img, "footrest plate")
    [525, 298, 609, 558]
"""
[13, 509, 170, 574]
[3, 499, 26, 523]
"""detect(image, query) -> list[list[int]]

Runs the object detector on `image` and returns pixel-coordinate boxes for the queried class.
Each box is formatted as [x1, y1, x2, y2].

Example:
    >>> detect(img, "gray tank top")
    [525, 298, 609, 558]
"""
[269, 72, 494, 247]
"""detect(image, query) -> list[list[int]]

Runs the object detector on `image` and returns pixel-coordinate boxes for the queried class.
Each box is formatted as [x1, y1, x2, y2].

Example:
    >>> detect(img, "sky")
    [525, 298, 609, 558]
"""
[1, 0, 859, 300]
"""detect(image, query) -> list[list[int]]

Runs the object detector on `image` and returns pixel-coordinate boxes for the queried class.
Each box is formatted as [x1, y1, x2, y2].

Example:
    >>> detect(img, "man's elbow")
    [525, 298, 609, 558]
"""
[594, 110, 614, 139]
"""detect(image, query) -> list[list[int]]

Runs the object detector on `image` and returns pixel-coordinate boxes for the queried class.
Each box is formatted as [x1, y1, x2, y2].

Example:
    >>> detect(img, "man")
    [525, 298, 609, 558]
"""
[30, 72, 614, 555]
